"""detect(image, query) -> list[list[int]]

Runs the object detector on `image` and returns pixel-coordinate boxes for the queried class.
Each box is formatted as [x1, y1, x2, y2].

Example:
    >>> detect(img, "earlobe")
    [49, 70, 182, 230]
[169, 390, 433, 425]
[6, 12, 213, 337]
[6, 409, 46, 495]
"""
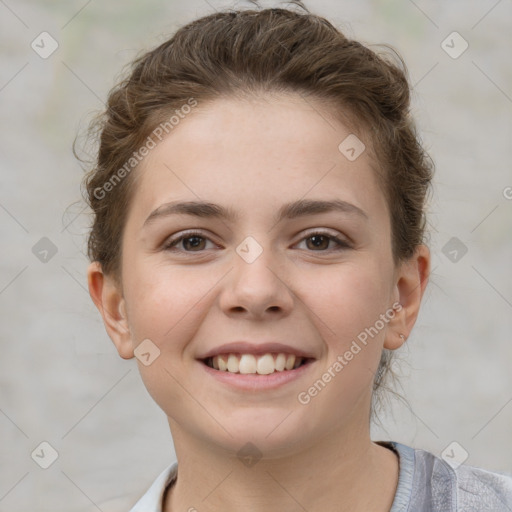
[87, 262, 135, 359]
[384, 245, 431, 350]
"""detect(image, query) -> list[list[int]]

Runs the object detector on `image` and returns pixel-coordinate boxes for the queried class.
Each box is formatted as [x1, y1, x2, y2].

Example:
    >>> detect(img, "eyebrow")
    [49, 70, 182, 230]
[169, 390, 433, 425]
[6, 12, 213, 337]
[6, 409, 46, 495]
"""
[143, 198, 368, 228]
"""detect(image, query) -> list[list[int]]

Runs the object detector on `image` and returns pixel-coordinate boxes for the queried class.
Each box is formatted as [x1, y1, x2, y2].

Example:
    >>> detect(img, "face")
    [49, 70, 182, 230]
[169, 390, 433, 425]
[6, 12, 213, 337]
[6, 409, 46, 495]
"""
[89, 93, 428, 458]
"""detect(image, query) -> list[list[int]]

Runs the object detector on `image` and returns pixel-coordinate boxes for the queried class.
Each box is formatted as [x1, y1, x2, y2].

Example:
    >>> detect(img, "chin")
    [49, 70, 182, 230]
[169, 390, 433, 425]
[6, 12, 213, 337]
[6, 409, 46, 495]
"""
[205, 417, 313, 459]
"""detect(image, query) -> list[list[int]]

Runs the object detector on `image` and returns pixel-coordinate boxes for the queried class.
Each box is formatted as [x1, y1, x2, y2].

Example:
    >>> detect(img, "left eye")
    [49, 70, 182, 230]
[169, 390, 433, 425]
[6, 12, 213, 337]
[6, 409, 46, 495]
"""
[163, 230, 351, 253]
[296, 232, 351, 251]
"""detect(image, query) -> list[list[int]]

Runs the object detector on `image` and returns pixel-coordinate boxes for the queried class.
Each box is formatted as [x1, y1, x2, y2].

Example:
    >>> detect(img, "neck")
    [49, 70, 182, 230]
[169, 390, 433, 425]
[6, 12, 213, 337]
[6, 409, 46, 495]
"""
[164, 419, 398, 512]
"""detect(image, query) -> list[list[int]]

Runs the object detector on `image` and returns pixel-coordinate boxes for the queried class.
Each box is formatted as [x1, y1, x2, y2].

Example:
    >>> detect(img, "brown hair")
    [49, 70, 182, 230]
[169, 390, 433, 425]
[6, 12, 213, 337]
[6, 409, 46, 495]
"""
[80, 3, 433, 415]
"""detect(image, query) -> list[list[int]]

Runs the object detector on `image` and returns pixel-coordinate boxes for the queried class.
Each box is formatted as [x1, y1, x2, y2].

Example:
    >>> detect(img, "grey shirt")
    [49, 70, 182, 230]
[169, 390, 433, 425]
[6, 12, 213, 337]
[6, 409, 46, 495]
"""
[129, 441, 512, 511]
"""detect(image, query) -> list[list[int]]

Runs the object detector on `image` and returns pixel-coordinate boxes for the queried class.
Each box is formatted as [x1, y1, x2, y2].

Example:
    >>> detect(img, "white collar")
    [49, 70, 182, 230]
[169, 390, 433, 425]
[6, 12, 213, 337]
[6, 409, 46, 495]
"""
[129, 462, 178, 512]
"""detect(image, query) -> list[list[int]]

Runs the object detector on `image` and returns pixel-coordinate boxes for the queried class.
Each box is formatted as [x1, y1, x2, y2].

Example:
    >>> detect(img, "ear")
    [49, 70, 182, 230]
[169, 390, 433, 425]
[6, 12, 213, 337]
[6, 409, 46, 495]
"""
[384, 244, 431, 350]
[87, 261, 134, 359]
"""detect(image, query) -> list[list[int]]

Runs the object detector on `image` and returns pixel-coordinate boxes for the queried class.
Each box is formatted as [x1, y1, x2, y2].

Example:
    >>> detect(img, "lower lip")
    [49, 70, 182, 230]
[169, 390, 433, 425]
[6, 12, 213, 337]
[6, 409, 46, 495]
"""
[199, 359, 316, 391]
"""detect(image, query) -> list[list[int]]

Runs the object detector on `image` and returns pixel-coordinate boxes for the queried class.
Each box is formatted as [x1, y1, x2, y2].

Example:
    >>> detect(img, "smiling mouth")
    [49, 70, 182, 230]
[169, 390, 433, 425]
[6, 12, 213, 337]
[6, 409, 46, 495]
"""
[201, 353, 314, 375]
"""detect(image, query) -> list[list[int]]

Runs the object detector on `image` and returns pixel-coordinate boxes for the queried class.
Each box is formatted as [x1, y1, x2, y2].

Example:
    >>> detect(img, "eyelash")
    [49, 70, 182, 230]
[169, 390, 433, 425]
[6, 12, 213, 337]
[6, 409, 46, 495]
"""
[162, 229, 352, 254]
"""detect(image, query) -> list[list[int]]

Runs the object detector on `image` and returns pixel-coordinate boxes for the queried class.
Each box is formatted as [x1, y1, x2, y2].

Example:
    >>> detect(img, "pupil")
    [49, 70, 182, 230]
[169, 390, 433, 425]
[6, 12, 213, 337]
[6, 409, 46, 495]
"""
[310, 235, 327, 249]
[186, 236, 203, 250]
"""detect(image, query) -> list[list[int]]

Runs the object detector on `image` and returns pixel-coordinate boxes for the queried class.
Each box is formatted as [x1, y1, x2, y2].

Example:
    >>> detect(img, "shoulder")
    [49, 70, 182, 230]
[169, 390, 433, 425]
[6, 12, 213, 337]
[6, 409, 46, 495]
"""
[385, 441, 512, 511]
[455, 462, 512, 510]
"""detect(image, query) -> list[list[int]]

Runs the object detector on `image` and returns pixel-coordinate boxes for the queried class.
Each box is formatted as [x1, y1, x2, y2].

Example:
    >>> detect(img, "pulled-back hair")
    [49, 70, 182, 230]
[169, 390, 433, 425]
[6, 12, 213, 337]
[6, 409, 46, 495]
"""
[81, 4, 433, 415]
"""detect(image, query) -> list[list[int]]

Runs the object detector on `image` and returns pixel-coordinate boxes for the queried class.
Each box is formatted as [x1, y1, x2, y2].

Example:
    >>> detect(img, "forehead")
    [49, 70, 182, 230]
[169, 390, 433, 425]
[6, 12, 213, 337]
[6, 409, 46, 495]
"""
[129, 94, 388, 227]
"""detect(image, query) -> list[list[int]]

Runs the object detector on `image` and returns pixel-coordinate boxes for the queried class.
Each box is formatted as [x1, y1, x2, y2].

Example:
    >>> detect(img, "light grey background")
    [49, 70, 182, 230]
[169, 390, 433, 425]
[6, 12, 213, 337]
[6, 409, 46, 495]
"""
[1, 0, 511, 511]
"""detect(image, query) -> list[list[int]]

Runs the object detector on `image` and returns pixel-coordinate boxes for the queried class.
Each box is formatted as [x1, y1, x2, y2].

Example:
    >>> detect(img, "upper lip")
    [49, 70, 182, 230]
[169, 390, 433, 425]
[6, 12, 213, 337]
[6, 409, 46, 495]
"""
[197, 341, 317, 360]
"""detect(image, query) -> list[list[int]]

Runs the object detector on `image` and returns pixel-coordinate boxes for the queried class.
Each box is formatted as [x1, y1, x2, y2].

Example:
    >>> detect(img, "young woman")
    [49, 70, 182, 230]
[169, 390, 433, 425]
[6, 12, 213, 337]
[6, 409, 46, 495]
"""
[82, 4, 512, 511]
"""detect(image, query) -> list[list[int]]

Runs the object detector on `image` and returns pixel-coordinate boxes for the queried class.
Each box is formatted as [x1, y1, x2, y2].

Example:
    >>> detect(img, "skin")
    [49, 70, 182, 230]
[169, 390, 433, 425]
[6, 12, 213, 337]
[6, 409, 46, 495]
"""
[88, 93, 430, 512]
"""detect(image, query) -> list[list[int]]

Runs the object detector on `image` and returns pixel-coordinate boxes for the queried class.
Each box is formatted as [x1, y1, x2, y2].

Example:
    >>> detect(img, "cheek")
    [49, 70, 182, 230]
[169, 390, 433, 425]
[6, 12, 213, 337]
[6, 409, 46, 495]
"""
[307, 261, 392, 398]
[310, 261, 391, 337]
[301, 268, 388, 409]
[123, 261, 215, 348]
[122, 266, 207, 415]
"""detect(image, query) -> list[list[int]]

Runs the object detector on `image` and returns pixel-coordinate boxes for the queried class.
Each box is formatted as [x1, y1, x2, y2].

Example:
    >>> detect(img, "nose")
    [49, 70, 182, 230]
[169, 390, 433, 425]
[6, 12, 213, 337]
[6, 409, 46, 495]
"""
[218, 237, 294, 320]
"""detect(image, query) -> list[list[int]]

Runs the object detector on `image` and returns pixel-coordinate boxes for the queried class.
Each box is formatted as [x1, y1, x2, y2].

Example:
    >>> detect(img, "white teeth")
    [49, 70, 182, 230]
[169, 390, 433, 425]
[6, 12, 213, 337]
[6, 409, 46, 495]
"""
[217, 355, 227, 371]
[285, 354, 296, 370]
[256, 353, 275, 375]
[239, 354, 257, 374]
[209, 353, 305, 374]
[227, 354, 239, 373]
[275, 353, 286, 371]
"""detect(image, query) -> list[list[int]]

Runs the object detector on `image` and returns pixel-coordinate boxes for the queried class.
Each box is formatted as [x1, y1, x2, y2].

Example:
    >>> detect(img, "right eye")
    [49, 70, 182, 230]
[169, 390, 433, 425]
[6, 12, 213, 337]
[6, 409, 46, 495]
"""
[163, 230, 218, 253]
